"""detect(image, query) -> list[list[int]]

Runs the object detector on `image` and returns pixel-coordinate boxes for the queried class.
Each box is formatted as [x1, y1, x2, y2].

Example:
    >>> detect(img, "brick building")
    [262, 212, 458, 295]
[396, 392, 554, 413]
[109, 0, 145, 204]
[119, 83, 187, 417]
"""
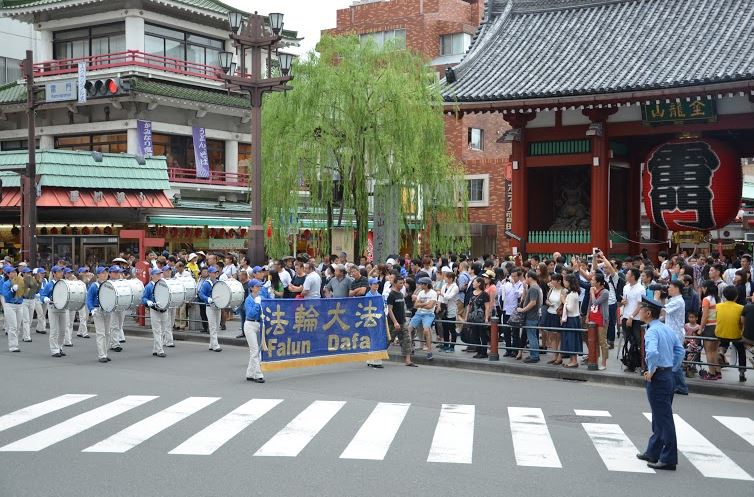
[326, 0, 511, 257]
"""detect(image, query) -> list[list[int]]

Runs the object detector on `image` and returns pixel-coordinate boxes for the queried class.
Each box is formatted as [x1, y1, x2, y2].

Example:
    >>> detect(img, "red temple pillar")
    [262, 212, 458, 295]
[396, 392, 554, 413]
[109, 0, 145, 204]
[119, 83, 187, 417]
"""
[503, 112, 536, 255]
[584, 109, 617, 254]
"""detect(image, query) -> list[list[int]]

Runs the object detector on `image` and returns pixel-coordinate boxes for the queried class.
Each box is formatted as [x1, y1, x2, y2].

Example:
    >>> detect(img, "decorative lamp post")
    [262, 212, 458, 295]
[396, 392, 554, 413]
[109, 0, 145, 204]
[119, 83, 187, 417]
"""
[220, 11, 294, 264]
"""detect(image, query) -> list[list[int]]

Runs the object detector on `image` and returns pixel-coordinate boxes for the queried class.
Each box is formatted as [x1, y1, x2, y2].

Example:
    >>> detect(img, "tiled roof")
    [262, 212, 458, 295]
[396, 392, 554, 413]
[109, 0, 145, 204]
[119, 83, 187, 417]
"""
[130, 78, 250, 109]
[0, 150, 170, 190]
[444, 0, 754, 102]
[0, 82, 25, 104]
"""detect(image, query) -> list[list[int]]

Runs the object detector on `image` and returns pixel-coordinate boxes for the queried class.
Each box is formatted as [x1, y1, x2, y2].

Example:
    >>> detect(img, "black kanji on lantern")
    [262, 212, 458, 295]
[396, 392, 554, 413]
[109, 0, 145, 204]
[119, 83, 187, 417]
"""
[647, 141, 720, 230]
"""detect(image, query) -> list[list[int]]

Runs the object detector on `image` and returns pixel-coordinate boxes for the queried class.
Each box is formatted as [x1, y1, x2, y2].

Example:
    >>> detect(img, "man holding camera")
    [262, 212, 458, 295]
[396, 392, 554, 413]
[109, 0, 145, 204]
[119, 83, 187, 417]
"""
[621, 268, 645, 372]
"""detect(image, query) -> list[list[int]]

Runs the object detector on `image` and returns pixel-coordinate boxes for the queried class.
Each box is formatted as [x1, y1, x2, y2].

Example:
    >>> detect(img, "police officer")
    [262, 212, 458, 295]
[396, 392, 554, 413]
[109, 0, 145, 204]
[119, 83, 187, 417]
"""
[2, 266, 24, 352]
[142, 268, 168, 358]
[243, 279, 265, 383]
[107, 265, 125, 352]
[636, 296, 685, 471]
[198, 266, 222, 352]
[39, 265, 69, 357]
[87, 267, 111, 363]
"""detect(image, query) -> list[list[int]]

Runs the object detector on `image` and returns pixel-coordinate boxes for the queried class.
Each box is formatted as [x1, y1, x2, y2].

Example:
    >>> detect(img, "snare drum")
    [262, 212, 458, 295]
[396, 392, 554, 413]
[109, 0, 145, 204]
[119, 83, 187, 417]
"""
[127, 279, 145, 307]
[52, 279, 87, 311]
[154, 279, 185, 310]
[98, 280, 133, 313]
[180, 277, 197, 304]
[211, 279, 245, 309]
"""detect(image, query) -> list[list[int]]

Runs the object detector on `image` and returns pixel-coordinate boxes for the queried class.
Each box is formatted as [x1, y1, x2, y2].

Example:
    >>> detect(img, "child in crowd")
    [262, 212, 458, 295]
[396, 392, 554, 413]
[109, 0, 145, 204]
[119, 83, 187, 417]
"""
[684, 310, 702, 378]
[366, 278, 381, 298]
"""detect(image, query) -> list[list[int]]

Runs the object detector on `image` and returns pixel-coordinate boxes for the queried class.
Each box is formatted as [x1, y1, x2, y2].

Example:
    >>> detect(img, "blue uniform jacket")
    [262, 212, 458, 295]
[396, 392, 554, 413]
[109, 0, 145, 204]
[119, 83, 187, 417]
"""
[142, 281, 156, 306]
[38, 279, 56, 303]
[645, 319, 685, 374]
[244, 294, 262, 321]
[2, 279, 23, 305]
[86, 281, 101, 311]
[198, 279, 213, 303]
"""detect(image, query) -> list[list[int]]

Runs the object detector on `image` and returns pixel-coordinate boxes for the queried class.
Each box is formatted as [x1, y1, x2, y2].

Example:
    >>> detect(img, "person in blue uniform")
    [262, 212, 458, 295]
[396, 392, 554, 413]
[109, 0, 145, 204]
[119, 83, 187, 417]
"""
[636, 296, 685, 471]
[2, 266, 24, 352]
[142, 268, 168, 358]
[107, 265, 125, 352]
[87, 267, 111, 363]
[39, 265, 69, 357]
[198, 266, 222, 352]
[243, 279, 265, 383]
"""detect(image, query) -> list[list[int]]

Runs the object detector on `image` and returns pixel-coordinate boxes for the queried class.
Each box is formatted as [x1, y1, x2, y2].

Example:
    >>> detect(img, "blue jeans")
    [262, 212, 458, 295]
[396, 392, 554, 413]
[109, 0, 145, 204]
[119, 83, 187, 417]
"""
[239, 307, 246, 332]
[672, 367, 688, 394]
[525, 319, 540, 360]
[607, 303, 617, 342]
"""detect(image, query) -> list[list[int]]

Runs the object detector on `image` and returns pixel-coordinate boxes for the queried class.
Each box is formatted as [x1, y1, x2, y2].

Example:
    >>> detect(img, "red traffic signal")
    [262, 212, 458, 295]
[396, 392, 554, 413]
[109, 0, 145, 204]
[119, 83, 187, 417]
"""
[84, 78, 130, 98]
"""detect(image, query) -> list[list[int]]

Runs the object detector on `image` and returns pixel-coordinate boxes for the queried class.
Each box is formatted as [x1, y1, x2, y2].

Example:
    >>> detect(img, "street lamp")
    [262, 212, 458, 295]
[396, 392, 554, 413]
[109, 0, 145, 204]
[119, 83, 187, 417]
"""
[221, 11, 294, 265]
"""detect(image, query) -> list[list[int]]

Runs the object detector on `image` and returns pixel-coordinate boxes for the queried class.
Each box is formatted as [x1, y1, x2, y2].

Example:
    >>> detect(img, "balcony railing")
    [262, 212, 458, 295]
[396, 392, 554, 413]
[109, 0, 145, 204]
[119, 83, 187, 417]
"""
[33, 50, 223, 81]
[168, 167, 249, 187]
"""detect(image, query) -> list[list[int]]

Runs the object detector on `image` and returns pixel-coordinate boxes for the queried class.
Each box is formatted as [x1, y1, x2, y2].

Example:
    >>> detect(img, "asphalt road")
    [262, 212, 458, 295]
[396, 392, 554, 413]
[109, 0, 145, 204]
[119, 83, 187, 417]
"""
[1, 334, 753, 497]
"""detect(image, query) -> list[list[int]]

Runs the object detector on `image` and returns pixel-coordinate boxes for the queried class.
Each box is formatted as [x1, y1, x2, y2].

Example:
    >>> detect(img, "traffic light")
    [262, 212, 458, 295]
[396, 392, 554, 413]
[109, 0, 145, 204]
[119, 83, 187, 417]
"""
[84, 78, 131, 98]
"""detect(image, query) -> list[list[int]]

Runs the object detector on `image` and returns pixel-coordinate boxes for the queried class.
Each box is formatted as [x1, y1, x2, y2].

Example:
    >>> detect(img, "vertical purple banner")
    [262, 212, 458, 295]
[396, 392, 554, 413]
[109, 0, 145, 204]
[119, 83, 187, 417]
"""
[192, 126, 210, 179]
[136, 120, 153, 158]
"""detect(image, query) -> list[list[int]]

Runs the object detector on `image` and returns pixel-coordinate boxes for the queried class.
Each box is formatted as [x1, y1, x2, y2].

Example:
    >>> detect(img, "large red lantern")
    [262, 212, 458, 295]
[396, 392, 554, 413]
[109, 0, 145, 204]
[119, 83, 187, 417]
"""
[642, 138, 741, 232]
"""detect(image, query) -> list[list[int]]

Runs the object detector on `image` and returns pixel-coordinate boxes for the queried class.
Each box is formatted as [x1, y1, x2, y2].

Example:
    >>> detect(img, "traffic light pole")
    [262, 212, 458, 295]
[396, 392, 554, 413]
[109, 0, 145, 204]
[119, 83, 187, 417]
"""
[22, 50, 37, 267]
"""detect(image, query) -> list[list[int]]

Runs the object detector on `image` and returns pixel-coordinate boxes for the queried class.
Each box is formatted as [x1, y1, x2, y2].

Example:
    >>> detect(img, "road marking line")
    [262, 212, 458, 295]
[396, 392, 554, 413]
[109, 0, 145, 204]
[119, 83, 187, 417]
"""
[582, 423, 655, 473]
[340, 403, 410, 460]
[574, 409, 612, 417]
[82, 397, 220, 453]
[0, 396, 157, 452]
[713, 416, 754, 448]
[255, 401, 345, 457]
[0, 394, 96, 433]
[427, 404, 474, 464]
[169, 398, 282, 455]
[508, 407, 562, 468]
[644, 413, 753, 480]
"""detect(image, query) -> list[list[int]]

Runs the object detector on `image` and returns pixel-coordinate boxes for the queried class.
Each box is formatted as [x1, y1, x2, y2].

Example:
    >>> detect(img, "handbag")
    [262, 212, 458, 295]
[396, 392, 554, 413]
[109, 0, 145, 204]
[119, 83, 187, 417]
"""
[587, 289, 604, 326]
[467, 294, 485, 323]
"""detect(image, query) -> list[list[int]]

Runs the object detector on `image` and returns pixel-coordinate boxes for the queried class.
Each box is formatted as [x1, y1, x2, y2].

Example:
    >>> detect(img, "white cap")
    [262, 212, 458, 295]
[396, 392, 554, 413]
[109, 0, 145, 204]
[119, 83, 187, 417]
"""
[188, 253, 197, 261]
[441, 266, 452, 273]
[386, 258, 396, 265]
[112, 257, 127, 264]
[18, 261, 28, 267]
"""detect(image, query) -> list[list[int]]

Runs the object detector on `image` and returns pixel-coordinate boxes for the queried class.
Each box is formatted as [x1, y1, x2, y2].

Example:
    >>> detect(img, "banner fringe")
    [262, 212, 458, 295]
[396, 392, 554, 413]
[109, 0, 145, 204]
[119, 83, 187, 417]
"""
[261, 350, 389, 372]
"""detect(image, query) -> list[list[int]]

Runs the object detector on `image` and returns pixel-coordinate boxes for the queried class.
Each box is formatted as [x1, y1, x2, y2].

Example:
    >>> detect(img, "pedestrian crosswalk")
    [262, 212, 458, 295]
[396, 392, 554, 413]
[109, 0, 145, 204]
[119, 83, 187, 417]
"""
[0, 394, 752, 481]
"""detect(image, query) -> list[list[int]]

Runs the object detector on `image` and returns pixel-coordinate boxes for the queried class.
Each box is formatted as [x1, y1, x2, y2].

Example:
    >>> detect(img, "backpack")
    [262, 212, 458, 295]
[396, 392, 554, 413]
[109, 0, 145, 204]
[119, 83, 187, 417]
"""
[620, 331, 642, 370]
[609, 273, 625, 302]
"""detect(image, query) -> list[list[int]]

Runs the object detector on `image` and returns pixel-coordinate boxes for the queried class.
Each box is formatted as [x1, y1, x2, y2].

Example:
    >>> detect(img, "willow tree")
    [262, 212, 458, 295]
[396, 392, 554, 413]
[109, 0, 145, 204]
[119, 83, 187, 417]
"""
[261, 34, 468, 259]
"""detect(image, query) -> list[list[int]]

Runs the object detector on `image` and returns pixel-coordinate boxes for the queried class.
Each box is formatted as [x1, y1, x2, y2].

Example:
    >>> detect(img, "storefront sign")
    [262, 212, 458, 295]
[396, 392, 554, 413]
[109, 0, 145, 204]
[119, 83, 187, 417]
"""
[137, 120, 154, 158]
[192, 126, 210, 179]
[208, 238, 247, 250]
[46, 80, 77, 102]
[641, 100, 716, 124]
[260, 296, 389, 371]
[77, 62, 87, 104]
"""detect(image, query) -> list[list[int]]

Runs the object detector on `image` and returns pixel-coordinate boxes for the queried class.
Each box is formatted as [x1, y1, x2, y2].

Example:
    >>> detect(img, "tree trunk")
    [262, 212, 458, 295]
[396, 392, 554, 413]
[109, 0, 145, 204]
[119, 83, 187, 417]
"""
[326, 200, 333, 256]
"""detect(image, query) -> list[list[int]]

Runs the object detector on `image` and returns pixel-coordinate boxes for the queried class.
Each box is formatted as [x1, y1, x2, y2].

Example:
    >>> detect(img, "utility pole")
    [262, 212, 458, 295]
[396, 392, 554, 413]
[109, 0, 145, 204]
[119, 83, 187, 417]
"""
[21, 50, 37, 267]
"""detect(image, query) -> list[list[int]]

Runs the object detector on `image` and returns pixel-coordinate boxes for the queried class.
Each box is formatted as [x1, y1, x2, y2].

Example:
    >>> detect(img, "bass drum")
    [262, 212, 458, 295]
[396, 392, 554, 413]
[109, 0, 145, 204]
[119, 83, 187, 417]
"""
[127, 278, 145, 307]
[211, 279, 244, 309]
[181, 277, 197, 304]
[52, 279, 87, 311]
[98, 280, 133, 312]
[154, 279, 185, 310]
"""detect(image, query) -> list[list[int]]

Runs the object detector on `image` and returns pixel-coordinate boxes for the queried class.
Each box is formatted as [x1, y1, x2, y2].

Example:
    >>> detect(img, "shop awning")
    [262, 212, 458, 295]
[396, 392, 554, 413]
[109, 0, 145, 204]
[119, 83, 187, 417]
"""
[0, 188, 173, 208]
[148, 215, 251, 227]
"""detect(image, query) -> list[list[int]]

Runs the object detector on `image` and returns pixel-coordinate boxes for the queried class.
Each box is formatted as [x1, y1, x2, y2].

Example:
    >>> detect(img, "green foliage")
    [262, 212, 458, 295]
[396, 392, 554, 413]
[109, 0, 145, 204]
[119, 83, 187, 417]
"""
[261, 34, 469, 258]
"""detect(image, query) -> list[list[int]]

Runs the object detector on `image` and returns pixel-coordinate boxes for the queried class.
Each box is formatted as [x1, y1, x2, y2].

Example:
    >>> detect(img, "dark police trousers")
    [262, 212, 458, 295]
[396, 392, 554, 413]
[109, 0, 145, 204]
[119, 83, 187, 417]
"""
[645, 368, 678, 465]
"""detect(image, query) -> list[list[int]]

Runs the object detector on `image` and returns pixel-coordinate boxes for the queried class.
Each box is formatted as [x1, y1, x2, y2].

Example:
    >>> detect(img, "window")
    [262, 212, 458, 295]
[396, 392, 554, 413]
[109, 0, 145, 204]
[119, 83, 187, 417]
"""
[359, 29, 406, 49]
[55, 133, 127, 153]
[440, 33, 471, 56]
[152, 134, 225, 172]
[468, 127, 484, 151]
[464, 174, 489, 207]
[53, 23, 125, 61]
[0, 57, 23, 84]
[145, 23, 224, 67]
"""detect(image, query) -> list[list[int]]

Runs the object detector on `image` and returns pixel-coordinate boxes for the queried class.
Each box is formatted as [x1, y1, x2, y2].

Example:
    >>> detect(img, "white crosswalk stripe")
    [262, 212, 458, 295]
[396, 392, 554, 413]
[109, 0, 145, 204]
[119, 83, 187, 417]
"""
[713, 416, 754, 448]
[169, 398, 282, 455]
[582, 423, 654, 473]
[644, 413, 753, 481]
[508, 407, 562, 468]
[255, 400, 345, 457]
[0, 394, 96, 433]
[340, 402, 410, 460]
[83, 397, 220, 453]
[0, 396, 157, 452]
[427, 404, 474, 464]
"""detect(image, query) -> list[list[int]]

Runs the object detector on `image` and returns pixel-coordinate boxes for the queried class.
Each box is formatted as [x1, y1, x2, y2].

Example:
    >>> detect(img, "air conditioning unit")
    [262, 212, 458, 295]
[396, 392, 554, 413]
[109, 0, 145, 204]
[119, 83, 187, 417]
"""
[744, 232, 754, 242]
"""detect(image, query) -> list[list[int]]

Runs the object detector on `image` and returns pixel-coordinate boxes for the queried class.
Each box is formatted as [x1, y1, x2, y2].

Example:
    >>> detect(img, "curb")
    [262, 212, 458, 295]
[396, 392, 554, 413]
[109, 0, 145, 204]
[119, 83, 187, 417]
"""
[124, 327, 754, 401]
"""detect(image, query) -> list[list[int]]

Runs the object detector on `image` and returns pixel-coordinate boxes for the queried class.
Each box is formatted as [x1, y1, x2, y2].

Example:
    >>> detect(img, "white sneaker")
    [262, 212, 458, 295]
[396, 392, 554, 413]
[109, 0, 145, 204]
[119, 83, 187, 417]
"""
[9, 347, 20, 352]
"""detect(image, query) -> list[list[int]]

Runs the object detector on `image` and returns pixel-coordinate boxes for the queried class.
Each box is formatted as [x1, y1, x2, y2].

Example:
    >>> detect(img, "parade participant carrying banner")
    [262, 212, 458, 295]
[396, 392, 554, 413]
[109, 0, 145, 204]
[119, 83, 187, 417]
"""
[260, 296, 389, 371]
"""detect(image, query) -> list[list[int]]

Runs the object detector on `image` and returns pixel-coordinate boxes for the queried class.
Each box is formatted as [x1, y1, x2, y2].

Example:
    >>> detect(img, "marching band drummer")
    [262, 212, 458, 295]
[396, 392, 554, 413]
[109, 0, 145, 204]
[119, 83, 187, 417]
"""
[33, 268, 48, 335]
[2, 266, 24, 352]
[62, 267, 77, 348]
[20, 266, 37, 343]
[142, 268, 168, 358]
[39, 265, 69, 357]
[243, 279, 265, 383]
[198, 265, 223, 352]
[162, 265, 176, 348]
[108, 265, 125, 353]
[75, 267, 91, 339]
[87, 267, 112, 363]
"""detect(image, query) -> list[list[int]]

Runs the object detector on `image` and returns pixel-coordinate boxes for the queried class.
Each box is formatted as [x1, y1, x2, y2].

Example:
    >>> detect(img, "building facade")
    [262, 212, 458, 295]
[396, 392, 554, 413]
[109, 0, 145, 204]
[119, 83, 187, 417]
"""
[0, 0, 300, 265]
[326, 0, 511, 256]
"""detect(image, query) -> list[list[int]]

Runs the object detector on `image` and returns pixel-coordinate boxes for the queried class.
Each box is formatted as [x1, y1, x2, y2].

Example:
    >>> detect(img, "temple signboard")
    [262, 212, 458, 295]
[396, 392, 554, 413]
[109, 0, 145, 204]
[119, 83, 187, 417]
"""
[641, 100, 716, 124]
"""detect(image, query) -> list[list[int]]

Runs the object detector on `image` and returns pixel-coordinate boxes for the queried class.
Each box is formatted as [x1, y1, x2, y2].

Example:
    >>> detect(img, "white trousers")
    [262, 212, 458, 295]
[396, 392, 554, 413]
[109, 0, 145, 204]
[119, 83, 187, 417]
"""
[109, 310, 125, 347]
[163, 308, 176, 345]
[48, 308, 69, 354]
[244, 321, 263, 379]
[149, 308, 169, 354]
[65, 309, 76, 345]
[76, 308, 89, 336]
[1, 296, 7, 335]
[93, 309, 112, 359]
[35, 300, 47, 331]
[21, 299, 35, 340]
[206, 305, 221, 349]
[5, 302, 23, 351]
